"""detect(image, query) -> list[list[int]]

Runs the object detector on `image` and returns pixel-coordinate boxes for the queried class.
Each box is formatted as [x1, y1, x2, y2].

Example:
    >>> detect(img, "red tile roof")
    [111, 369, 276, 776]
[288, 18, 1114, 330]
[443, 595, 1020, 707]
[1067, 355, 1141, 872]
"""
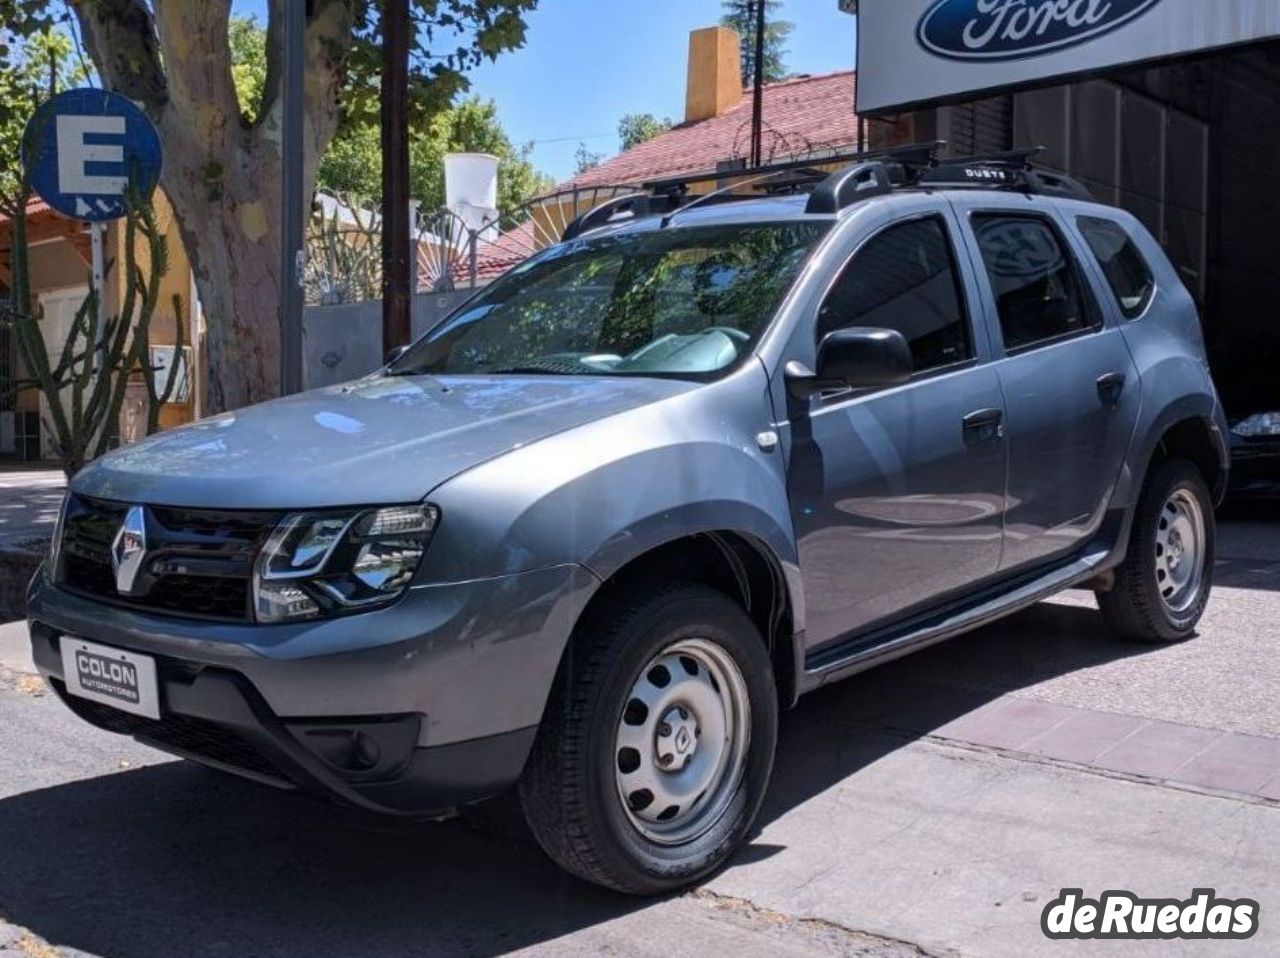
[564, 70, 859, 190]
[0, 198, 53, 226]
[454, 71, 860, 286]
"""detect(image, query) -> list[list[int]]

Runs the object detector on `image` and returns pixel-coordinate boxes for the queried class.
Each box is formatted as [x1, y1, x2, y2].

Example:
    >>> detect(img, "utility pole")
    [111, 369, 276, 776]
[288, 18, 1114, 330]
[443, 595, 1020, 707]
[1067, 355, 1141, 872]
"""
[749, 0, 766, 168]
[381, 0, 412, 354]
[279, 0, 305, 395]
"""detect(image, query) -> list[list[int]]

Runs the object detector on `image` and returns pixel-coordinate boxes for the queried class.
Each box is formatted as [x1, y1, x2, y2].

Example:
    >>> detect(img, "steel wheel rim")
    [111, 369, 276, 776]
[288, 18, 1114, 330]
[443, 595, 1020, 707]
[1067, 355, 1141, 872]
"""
[613, 638, 751, 846]
[1155, 488, 1206, 615]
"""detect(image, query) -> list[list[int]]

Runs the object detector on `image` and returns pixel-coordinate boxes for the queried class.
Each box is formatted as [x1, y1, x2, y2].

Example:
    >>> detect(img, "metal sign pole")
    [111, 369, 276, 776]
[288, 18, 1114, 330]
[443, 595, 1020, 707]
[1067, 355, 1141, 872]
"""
[89, 220, 106, 370]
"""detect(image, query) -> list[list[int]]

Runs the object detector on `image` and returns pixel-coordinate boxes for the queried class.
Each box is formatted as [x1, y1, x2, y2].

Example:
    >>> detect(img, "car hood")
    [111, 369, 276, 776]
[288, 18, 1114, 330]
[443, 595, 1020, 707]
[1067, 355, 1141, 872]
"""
[73, 374, 695, 509]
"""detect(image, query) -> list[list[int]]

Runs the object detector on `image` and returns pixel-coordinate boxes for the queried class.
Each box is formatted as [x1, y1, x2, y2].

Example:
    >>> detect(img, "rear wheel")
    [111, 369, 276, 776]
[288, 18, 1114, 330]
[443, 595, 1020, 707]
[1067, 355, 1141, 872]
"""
[1098, 459, 1214, 642]
[519, 584, 777, 894]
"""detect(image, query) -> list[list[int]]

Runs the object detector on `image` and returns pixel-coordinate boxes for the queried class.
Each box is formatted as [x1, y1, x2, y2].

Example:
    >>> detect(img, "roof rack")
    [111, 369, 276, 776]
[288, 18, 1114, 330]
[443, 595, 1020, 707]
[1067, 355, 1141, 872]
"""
[563, 145, 925, 241]
[561, 194, 666, 242]
[916, 147, 1095, 202]
[559, 142, 1095, 240]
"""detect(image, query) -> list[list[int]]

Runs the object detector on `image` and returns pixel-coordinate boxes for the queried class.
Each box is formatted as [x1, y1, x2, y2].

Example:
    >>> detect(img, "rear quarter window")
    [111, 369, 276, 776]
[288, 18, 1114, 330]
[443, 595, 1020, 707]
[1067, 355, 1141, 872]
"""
[1077, 216, 1156, 319]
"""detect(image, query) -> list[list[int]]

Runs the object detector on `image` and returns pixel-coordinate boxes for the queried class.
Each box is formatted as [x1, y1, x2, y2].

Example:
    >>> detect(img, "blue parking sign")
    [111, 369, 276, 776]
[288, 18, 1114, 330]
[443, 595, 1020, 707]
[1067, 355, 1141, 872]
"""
[22, 88, 163, 222]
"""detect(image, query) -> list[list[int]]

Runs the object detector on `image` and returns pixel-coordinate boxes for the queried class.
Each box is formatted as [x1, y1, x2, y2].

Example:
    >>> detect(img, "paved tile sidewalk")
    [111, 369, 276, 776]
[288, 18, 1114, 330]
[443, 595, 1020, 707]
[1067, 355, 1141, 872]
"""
[928, 694, 1280, 802]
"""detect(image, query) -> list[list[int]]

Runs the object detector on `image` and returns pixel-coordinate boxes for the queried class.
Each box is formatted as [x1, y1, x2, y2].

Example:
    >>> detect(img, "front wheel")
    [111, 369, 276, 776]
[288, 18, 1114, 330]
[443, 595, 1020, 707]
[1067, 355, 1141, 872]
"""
[519, 585, 778, 894]
[1098, 459, 1215, 642]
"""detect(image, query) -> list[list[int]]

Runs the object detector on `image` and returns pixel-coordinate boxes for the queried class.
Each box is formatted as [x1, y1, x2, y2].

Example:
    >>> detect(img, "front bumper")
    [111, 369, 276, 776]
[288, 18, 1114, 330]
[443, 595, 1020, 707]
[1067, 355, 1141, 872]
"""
[27, 564, 597, 815]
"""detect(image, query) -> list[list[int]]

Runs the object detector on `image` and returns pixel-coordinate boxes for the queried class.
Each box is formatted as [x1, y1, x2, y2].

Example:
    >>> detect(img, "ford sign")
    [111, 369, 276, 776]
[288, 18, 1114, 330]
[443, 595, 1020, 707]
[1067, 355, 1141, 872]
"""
[917, 0, 1165, 62]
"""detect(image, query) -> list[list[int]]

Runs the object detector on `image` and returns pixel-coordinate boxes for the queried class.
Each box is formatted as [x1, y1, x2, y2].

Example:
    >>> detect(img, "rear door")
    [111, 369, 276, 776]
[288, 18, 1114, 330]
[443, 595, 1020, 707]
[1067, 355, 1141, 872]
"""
[777, 204, 1007, 651]
[951, 196, 1140, 573]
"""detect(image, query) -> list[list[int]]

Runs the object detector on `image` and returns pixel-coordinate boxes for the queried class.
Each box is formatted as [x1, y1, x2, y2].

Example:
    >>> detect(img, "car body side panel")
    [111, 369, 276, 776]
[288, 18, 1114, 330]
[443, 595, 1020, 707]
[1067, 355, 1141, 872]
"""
[418, 362, 807, 632]
[758, 194, 1008, 651]
[783, 365, 1007, 650]
[944, 194, 1142, 573]
[1052, 199, 1228, 511]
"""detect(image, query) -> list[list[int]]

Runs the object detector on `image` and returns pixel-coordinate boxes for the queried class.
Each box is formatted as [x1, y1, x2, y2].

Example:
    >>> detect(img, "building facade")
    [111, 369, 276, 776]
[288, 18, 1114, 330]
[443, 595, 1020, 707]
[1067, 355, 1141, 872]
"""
[0, 191, 201, 462]
[851, 0, 1280, 416]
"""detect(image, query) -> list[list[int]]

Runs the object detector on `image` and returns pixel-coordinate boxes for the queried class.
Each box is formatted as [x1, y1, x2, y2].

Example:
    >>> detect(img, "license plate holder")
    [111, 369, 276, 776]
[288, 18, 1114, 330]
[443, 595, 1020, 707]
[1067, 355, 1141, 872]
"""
[60, 637, 160, 720]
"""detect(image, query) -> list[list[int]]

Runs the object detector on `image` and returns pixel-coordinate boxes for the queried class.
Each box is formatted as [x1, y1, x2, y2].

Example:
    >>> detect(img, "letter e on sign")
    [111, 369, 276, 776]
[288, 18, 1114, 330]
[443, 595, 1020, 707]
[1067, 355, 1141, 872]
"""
[56, 114, 129, 195]
[22, 88, 162, 223]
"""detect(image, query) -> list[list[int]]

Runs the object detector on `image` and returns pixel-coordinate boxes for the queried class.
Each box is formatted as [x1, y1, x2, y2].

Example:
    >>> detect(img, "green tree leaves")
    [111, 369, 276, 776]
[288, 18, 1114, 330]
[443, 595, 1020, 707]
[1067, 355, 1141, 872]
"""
[0, 26, 72, 210]
[227, 15, 267, 124]
[720, 0, 793, 86]
[228, 16, 550, 213]
[618, 113, 673, 152]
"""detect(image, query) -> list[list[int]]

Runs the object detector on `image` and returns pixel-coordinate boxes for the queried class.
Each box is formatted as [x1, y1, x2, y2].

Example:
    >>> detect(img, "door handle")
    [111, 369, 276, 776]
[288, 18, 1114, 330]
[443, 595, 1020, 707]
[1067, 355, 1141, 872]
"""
[1097, 372, 1127, 408]
[963, 407, 1005, 443]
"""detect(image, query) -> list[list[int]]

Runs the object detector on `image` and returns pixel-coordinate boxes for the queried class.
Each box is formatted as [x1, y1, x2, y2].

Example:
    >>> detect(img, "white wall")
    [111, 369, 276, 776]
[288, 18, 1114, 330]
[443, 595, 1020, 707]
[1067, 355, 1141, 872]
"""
[302, 289, 474, 389]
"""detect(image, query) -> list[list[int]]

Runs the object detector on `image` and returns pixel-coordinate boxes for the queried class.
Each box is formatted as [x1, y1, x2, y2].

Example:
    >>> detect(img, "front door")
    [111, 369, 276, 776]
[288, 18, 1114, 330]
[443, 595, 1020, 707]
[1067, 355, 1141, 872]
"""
[957, 204, 1141, 572]
[783, 213, 1007, 652]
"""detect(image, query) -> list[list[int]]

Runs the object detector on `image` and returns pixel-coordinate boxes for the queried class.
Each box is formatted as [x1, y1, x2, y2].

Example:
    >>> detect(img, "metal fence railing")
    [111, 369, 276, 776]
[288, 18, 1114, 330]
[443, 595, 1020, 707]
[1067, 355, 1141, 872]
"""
[305, 184, 643, 306]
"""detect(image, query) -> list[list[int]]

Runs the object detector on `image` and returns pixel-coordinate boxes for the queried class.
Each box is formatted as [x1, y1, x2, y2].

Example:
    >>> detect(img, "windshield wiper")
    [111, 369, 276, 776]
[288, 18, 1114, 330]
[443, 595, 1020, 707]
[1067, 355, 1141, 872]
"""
[485, 364, 578, 375]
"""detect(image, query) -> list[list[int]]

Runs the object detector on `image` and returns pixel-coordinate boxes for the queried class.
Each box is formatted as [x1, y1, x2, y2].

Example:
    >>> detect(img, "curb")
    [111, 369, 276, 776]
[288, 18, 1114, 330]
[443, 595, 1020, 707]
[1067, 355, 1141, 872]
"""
[0, 620, 34, 675]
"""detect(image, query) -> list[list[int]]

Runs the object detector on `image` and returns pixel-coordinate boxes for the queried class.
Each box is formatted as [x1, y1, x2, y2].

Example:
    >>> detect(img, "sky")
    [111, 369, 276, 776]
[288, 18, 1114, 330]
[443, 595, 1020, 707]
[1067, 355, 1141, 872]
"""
[231, 0, 858, 183]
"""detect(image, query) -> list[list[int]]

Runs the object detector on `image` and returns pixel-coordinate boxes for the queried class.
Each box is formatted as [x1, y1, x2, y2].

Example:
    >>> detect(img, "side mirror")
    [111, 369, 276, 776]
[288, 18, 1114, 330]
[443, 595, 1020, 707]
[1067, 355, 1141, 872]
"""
[785, 327, 913, 400]
[385, 344, 410, 366]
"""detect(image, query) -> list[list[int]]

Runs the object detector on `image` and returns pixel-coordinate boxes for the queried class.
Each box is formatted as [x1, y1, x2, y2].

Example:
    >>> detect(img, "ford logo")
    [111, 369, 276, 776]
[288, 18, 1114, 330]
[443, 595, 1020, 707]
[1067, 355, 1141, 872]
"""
[917, 0, 1164, 62]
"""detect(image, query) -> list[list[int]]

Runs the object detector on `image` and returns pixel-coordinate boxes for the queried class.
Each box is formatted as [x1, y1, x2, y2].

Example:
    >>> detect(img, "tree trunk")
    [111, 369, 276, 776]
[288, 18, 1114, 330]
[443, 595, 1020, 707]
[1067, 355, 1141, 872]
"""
[73, 0, 352, 413]
[164, 154, 288, 411]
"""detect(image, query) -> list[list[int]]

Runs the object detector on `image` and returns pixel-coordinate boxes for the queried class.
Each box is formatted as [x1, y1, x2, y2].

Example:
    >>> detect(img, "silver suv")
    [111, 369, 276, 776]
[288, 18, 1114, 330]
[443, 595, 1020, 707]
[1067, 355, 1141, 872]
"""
[28, 147, 1228, 894]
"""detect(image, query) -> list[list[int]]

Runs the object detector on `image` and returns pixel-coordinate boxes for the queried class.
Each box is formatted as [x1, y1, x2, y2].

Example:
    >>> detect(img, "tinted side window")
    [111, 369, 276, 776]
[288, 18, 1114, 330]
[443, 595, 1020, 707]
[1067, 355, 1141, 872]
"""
[818, 217, 971, 372]
[973, 214, 1100, 352]
[1077, 216, 1155, 318]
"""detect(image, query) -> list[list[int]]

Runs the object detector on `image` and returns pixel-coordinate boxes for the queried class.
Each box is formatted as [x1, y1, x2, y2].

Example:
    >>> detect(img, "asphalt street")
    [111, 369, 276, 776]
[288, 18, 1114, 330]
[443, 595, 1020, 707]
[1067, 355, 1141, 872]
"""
[0, 470, 64, 550]
[1, 509, 1278, 957]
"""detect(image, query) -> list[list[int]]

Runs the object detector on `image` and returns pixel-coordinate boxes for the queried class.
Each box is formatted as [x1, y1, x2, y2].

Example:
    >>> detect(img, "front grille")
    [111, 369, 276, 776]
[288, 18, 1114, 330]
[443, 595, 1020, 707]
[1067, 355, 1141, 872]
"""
[58, 494, 281, 622]
[56, 680, 287, 783]
[144, 574, 255, 619]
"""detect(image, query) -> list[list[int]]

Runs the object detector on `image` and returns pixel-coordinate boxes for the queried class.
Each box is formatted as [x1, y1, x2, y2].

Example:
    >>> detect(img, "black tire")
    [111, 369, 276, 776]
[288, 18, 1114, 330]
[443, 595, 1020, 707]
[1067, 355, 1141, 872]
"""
[1098, 458, 1215, 642]
[518, 584, 778, 895]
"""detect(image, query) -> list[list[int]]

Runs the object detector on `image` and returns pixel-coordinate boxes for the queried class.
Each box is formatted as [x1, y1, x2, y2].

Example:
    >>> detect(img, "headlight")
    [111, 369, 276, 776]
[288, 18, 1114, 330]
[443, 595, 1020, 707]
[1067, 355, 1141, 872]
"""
[1231, 413, 1280, 438]
[253, 504, 438, 623]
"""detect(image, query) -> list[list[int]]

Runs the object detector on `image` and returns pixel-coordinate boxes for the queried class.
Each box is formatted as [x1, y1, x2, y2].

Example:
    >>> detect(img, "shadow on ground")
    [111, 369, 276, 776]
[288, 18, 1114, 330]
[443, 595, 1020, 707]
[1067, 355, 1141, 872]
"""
[1215, 500, 1280, 592]
[0, 596, 1177, 958]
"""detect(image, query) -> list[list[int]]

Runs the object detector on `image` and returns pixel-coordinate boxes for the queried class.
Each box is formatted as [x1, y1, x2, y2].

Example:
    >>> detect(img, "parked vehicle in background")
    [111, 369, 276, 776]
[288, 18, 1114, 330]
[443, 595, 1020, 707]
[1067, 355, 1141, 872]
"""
[1229, 411, 1280, 498]
[28, 146, 1228, 894]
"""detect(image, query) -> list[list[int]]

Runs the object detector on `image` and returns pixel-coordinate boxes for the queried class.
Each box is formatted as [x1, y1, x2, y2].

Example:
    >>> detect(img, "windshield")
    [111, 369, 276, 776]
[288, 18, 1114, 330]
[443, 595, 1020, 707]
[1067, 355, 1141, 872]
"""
[389, 221, 830, 380]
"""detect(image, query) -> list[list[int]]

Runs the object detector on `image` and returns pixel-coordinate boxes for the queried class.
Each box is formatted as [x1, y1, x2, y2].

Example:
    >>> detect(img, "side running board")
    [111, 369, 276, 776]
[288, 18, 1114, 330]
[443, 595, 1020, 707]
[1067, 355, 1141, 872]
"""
[802, 550, 1111, 691]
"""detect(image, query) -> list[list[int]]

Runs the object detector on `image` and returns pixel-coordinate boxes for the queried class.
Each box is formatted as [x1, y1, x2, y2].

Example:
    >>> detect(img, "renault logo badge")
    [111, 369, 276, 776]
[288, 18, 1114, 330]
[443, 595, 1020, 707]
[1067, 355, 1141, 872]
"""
[111, 505, 148, 595]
